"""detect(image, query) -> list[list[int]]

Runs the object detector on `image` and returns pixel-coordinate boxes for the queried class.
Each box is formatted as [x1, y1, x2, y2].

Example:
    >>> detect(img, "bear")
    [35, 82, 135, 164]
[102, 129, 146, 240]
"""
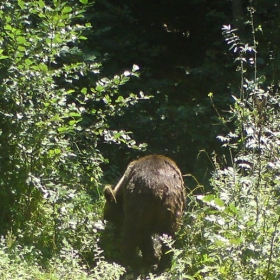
[103, 154, 186, 270]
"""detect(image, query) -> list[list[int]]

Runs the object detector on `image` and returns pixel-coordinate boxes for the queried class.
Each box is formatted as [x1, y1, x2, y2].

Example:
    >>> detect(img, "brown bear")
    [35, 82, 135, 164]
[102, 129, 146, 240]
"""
[103, 154, 185, 270]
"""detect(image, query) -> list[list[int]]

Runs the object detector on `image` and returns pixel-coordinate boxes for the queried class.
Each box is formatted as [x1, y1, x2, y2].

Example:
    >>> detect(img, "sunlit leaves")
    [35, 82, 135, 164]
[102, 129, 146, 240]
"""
[0, 0, 103, 257]
[0, 49, 8, 60]
[62, 6, 72, 14]
[0, 1, 151, 277]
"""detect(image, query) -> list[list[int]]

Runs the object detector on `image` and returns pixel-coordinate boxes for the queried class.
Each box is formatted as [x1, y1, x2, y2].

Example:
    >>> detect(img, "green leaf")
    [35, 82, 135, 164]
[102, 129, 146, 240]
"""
[58, 126, 70, 133]
[96, 85, 104, 92]
[54, 149, 61, 155]
[4, 24, 12, 31]
[62, 6, 72, 14]
[69, 120, 78, 126]
[227, 203, 239, 215]
[17, 36, 27, 45]
[54, 34, 63, 43]
[79, 0, 88, 4]
[202, 194, 215, 202]
[38, 0, 45, 8]
[18, 46, 26, 52]
[79, 36, 87, 40]
[69, 112, 81, 117]
[24, 59, 33, 66]
[17, 0, 24, 9]
[229, 237, 243, 245]
[39, 63, 48, 72]
[81, 87, 87, 94]
[116, 96, 124, 103]
[67, 89, 75, 94]
[214, 198, 225, 208]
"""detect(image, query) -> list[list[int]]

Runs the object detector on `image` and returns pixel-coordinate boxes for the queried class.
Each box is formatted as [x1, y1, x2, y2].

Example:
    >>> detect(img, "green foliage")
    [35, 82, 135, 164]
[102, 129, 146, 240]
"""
[0, 0, 96, 234]
[0, 235, 125, 279]
[149, 12, 280, 279]
[199, 22, 280, 278]
[1, 0, 280, 279]
[0, 0, 146, 271]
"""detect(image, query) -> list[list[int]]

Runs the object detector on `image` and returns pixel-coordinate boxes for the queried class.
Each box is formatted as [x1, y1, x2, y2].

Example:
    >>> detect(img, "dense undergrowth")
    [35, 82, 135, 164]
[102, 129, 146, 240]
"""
[0, 1, 280, 279]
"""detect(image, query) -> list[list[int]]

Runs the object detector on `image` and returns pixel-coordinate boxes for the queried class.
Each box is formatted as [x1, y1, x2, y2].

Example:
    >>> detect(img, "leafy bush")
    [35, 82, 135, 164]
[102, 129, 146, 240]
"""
[0, 0, 146, 270]
[0, 234, 125, 279]
[197, 21, 280, 279]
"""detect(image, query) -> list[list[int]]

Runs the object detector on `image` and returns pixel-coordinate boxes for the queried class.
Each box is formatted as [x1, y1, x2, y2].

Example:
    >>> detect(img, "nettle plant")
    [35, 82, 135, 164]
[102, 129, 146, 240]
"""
[196, 12, 280, 279]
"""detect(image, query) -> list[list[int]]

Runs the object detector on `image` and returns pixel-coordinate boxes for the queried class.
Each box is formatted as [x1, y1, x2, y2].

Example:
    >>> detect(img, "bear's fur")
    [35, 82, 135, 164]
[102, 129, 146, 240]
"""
[103, 155, 185, 269]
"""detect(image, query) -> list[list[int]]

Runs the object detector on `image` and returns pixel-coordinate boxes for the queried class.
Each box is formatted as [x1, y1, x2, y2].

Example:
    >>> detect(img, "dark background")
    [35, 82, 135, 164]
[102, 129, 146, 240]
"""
[84, 0, 280, 186]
